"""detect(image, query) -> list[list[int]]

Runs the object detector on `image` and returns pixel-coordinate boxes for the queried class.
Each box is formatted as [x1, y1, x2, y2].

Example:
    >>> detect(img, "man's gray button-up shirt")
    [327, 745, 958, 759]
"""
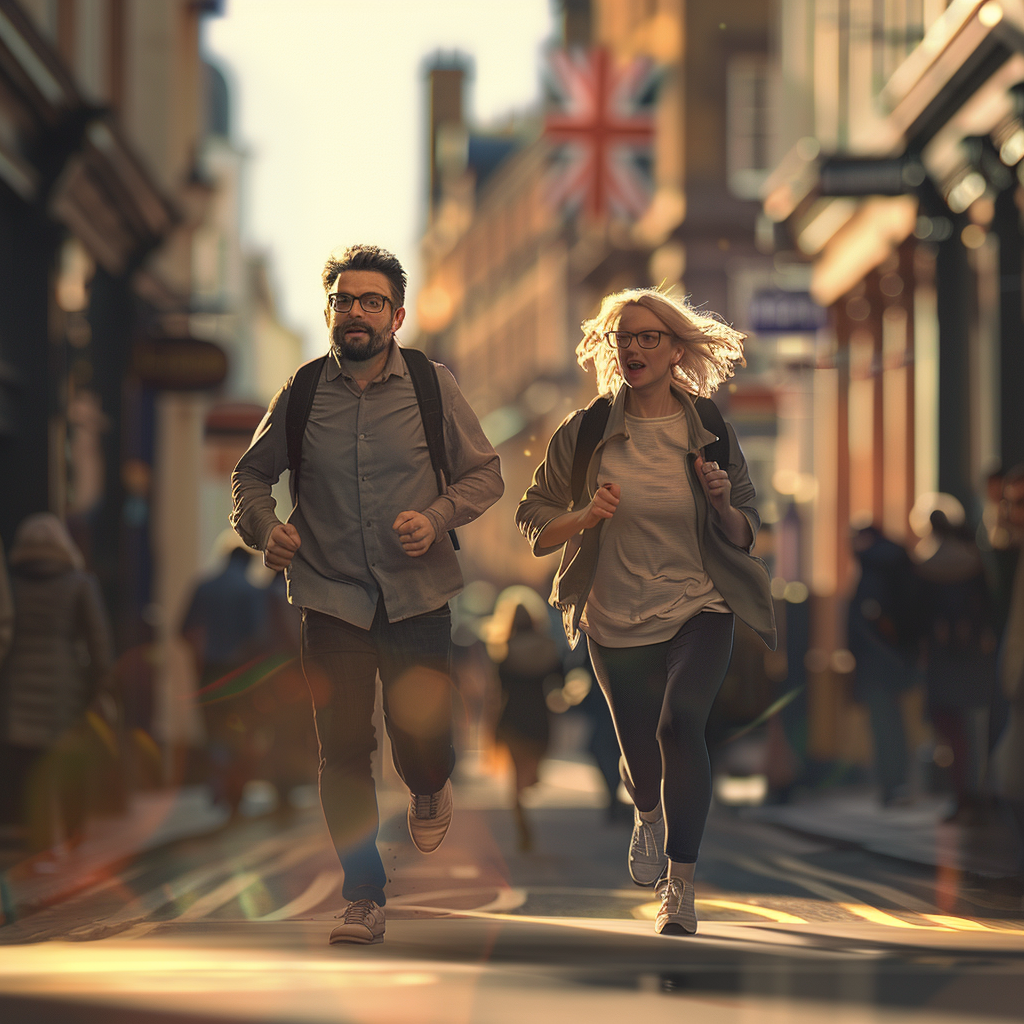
[230, 343, 503, 627]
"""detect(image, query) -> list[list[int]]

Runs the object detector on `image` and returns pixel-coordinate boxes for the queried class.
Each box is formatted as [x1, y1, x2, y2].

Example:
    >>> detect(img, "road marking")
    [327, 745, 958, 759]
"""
[770, 855, 937, 913]
[388, 887, 528, 914]
[257, 870, 342, 921]
[698, 899, 806, 924]
[63, 826, 325, 939]
[633, 899, 806, 923]
[710, 849, 962, 930]
[175, 871, 263, 922]
[710, 848, 864, 903]
[837, 903, 944, 929]
[919, 914, 992, 931]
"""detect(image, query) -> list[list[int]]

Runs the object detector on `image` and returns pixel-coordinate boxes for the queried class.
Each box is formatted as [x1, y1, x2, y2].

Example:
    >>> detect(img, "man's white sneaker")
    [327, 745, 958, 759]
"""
[628, 806, 667, 885]
[654, 876, 697, 935]
[329, 899, 385, 945]
[408, 779, 453, 853]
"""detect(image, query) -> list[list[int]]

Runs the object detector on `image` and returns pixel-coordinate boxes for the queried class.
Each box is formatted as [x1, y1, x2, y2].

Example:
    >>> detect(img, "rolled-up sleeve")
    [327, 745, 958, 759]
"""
[421, 366, 504, 540]
[515, 411, 582, 557]
[230, 385, 290, 552]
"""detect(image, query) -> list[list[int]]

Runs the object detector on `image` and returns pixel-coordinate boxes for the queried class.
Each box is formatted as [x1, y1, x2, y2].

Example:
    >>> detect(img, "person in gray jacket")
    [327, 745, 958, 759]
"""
[516, 287, 775, 936]
[231, 244, 503, 946]
[0, 513, 114, 851]
[0, 532, 12, 667]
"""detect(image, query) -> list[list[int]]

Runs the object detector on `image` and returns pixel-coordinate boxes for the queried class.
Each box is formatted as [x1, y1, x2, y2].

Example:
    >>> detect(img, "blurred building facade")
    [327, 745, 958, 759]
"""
[761, 0, 1024, 759]
[0, 0, 299, 769]
[414, 0, 778, 593]
[0, 0, 227, 657]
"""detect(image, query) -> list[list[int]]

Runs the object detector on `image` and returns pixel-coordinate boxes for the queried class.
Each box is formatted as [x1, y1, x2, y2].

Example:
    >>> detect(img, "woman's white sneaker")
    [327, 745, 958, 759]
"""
[654, 877, 697, 935]
[628, 806, 667, 885]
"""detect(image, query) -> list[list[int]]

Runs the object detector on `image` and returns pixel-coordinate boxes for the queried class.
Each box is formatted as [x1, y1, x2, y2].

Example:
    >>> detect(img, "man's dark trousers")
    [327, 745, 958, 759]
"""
[300, 599, 455, 907]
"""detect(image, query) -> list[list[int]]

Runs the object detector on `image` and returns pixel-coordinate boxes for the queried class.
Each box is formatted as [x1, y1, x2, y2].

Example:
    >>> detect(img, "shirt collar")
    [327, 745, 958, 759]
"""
[605, 381, 718, 452]
[324, 339, 409, 384]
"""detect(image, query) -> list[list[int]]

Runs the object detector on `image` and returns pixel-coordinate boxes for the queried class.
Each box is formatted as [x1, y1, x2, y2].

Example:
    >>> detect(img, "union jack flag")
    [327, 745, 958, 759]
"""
[543, 47, 658, 221]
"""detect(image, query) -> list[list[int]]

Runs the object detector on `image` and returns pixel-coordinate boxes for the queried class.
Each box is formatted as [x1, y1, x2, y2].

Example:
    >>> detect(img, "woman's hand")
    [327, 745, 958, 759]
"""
[580, 482, 620, 529]
[695, 455, 731, 514]
[536, 482, 621, 548]
[695, 455, 753, 548]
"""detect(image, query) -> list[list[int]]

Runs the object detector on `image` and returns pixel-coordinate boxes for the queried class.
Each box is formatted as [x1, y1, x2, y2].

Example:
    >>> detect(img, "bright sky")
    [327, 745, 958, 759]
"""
[203, 0, 557, 357]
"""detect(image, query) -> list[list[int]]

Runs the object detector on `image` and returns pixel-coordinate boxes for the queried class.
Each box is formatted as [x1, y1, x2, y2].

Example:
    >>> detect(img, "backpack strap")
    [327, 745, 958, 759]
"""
[570, 397, 611, 509]
[285, 355, 328, 498]
[694, 395, 730, 468]
[400, 347, 459, 550]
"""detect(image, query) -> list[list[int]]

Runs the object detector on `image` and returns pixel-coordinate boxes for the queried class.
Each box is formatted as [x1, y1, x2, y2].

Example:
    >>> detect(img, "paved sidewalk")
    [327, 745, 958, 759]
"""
[0, 786, 228, 924]
[741, 786, 1022, 877]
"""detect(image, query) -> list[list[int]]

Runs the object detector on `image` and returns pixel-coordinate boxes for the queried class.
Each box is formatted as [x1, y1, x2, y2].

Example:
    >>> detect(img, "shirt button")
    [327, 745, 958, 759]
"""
[358, 433, 365, 440]
[361, 476, 367, 481]
[366, 521, 372, 527]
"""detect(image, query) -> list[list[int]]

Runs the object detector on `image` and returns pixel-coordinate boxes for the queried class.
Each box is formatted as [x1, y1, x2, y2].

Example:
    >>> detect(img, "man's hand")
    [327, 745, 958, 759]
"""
[265, 523, 301, 571]
[695, 455, 732, 514]
[580, 482, 620, 530]
[393, 510, 437, 557]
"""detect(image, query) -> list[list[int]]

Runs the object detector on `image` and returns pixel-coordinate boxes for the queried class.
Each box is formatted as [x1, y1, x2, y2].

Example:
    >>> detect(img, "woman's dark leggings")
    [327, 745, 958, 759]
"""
[588, 611, 735, 864]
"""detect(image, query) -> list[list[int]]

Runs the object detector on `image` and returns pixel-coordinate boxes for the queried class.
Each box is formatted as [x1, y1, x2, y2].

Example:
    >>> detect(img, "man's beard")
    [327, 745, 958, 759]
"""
[330, 320, 392, 363]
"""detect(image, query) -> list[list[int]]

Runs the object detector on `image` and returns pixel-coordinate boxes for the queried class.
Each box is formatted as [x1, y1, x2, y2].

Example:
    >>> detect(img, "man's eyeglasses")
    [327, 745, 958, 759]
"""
[327, 292, 391, 314]
[604, 330, 672, 349]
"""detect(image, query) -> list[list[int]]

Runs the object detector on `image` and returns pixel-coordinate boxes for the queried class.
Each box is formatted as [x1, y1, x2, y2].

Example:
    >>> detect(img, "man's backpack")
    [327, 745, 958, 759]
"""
[570, 395, 730, 509]
[284, 347, 459, 549]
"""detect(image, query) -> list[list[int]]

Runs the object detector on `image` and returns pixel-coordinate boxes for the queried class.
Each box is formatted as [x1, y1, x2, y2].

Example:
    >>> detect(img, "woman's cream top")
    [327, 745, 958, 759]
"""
[580, 409, 729, 647]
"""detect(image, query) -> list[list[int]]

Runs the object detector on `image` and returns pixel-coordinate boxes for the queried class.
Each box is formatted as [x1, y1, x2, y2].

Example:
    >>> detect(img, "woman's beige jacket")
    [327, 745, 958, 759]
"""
[516, 382, 777, 651]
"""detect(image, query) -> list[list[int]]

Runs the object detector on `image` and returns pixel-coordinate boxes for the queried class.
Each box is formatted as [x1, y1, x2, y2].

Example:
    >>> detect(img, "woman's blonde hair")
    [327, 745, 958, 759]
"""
[576, 286, 746, 397]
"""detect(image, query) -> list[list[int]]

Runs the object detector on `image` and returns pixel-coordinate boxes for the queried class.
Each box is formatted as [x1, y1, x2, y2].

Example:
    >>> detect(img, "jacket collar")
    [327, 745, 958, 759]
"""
[325, 339, 408, 384]
[604, 381, 718, 453]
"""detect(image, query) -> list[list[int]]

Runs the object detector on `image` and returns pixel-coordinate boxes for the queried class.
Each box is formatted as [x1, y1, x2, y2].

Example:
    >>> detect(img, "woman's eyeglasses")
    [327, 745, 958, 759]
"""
[604, 330, 671, 349]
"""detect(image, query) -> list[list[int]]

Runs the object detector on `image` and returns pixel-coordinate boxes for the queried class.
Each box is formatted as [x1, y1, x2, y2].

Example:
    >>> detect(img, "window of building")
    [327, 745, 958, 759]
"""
[727, 55, 776, 200]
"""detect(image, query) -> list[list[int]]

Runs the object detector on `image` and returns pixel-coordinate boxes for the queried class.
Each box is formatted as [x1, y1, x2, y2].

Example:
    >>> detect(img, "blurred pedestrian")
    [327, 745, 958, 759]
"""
[0, 532, 12, 667]
[0, 513, 114, 853]
[231, 244, 502, 945]
[846, 525, 919, 808]
[488, 587, 562, 851]
[180, 543, 269, 815]
[991, 466, 1024, 878]
[914, 511, 998, 822]
[517, 286, 775, 936]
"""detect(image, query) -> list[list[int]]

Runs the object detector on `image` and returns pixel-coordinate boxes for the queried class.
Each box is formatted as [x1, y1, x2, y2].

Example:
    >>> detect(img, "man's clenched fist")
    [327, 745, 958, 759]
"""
[265, 523, 301, 571]
[393, 510, 436, 557]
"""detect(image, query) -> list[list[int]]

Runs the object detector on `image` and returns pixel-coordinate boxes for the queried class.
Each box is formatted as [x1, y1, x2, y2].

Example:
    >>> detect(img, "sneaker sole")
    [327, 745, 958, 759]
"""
[656, 921, 693, 936]
[629, 861, 668, 887]
[329, 931, 384, 945]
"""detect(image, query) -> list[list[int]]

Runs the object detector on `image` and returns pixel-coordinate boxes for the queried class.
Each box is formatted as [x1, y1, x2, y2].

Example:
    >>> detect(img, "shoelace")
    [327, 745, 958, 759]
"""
[413, 792, 438, 819]
[658, 879, 685, 911]
[345, 899, 377, 922]
[633, 817, 656, 855]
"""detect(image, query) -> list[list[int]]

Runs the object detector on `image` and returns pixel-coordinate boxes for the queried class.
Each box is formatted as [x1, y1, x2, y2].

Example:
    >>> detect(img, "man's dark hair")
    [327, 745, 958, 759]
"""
[322, 244, 407, 308]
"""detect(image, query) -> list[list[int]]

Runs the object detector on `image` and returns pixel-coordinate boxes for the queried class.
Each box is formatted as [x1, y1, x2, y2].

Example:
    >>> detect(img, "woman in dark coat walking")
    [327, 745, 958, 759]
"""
[0, 513, 114, 851]
[488, 587, 563, 851]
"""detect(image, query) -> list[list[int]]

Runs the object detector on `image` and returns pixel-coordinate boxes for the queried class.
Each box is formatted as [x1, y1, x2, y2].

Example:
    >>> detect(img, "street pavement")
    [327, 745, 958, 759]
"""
[1, 745, 1023, 1023]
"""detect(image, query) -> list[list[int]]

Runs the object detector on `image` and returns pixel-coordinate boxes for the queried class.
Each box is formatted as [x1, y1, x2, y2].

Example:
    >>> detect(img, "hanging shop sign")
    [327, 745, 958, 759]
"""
[132, 336, 228, 391]
[749, 289, 827, 333]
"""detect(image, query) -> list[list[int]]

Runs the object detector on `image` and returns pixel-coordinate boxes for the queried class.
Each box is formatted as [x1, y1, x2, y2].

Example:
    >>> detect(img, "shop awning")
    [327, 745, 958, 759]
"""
[762, 0, 1024, 303]
[0, 0, 178, 281]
